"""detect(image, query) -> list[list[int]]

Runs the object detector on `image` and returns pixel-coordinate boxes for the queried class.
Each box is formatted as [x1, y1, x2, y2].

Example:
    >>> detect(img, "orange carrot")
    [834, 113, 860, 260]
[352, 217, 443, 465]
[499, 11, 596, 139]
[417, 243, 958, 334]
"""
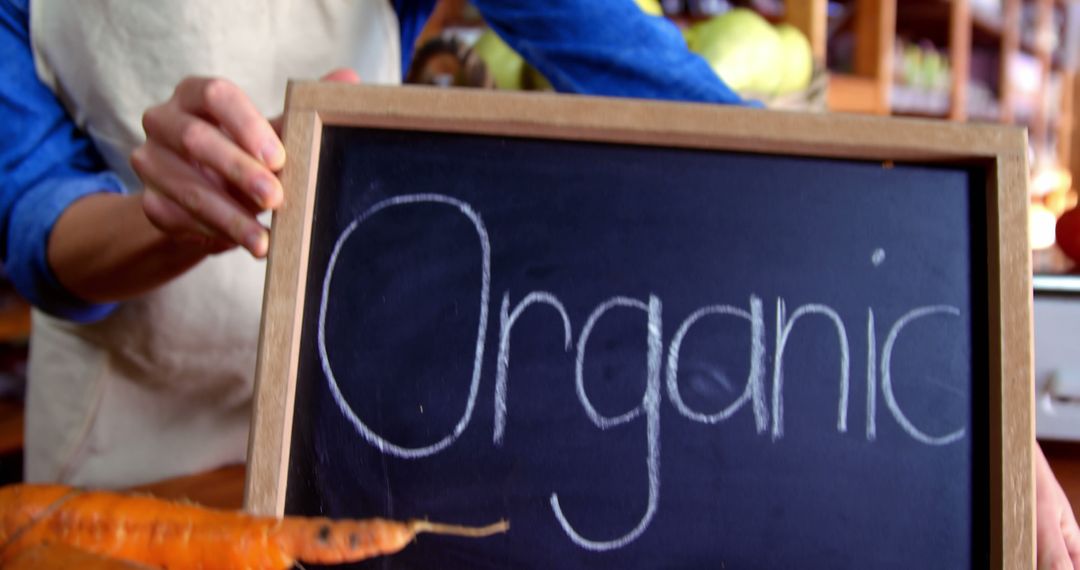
[0, 484, 507, 569]
[4, 543, 153, 569]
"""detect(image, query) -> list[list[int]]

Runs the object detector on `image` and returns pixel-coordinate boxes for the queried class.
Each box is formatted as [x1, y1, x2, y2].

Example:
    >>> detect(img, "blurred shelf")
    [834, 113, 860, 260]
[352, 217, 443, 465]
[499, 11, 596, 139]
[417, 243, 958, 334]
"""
[895, 0, 952, 46]
[891, 84, 952, 117]
[827, 73, 885, 114]
[893, 2, 1048, 74]
[972, 7, 1006, 46]
[968, 104, 1005, 122]
[1022, 36, 1053, 59]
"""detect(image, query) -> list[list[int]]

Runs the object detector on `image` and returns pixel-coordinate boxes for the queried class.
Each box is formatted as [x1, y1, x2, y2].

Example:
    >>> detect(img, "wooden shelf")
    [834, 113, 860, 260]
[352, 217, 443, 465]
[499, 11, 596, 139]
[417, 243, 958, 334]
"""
[894, 0, 1035, 53]
[972, 7, 1006, 46]
[827, 73, 886, 114]
[896, 1, 952, 46]
[891, 84, 952, 118]
[970, 5, 1047, 58]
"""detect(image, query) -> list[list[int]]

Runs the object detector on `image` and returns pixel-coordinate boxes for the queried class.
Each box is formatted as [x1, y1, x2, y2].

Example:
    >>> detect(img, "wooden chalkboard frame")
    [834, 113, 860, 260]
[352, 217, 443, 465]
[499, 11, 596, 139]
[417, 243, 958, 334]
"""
[246, 82, 1033, 568]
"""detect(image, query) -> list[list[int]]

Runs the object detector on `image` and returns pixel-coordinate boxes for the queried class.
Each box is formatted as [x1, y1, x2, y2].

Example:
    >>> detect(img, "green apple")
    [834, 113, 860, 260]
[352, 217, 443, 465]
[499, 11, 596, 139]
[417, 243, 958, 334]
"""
[922, 49, 948, 90]
[901, 43, 922, 86]
[774, 24, 813, 94]
[688, 8, 783, 95]
[471, 29, 525, 90]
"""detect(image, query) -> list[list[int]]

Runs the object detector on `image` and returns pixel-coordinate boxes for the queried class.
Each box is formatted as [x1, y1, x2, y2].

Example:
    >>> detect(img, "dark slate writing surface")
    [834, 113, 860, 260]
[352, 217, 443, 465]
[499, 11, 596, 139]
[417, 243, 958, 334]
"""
[285, 126, 987, 569]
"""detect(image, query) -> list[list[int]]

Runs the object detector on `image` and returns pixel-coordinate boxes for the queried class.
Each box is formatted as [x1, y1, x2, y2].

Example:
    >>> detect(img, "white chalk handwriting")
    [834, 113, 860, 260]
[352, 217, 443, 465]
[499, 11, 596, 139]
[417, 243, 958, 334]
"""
[318, 193, 968, 551]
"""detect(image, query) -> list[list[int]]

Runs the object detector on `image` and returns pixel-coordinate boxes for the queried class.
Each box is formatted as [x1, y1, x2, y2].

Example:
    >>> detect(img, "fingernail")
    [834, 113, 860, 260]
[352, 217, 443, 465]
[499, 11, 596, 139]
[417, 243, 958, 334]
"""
[246, 229, 269, 256]
[253, 178, 279, 208]
[260, 141, 285, 169]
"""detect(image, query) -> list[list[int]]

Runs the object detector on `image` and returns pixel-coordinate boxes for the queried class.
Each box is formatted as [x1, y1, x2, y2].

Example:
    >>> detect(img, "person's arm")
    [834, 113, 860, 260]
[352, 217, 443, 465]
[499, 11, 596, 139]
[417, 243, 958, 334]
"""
[1, 0, 234, 313]
[2, 0, 364, 311]
[470, 0, 745, 104]
[1, 0, 276, 312]
[1, 0, 138, 320]
[46, 193, 216, 303]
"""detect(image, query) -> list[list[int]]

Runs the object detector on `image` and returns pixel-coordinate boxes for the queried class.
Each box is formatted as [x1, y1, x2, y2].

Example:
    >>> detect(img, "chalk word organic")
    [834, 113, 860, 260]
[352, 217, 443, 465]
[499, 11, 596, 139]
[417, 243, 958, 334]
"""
[318, 194, 966, 552]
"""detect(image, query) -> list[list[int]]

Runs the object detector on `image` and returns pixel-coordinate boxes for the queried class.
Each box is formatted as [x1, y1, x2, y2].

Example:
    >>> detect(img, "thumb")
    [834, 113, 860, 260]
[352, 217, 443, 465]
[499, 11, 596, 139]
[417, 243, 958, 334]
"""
[321, 67, 361, 84]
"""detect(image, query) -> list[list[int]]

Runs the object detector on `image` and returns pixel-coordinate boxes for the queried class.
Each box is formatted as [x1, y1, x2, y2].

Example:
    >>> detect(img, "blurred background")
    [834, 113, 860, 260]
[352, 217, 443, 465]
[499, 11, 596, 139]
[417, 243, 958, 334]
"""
[408, 0, 1080, 269]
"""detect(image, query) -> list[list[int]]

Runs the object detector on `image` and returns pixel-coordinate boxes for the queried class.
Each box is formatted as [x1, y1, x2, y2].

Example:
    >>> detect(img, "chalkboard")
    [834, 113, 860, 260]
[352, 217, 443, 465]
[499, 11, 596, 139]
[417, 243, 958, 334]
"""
[248, 85, 1034, 569]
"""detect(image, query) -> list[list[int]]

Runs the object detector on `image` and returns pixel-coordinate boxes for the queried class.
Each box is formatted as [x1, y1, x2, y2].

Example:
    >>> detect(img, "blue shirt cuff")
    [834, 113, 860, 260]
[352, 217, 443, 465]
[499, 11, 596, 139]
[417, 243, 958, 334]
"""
[7, 172, 126, 323]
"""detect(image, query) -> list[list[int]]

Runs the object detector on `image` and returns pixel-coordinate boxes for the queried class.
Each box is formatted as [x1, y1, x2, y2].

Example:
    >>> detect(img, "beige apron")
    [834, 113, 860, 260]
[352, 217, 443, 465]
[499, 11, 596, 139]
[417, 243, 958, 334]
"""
[26, 0, 401, 488]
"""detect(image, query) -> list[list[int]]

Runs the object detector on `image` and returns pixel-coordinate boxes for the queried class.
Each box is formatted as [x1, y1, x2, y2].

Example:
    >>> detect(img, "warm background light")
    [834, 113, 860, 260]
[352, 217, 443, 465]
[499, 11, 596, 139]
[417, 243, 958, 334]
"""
[1031, 203, 1058, 250]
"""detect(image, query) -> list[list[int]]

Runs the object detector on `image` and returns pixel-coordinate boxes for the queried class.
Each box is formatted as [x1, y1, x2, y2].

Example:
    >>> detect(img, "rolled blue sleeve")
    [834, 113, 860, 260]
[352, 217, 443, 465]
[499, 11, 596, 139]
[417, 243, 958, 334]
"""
[393, 0, 438, 78]
[470, 0, 747, 104]
[1, 0, 124, 322]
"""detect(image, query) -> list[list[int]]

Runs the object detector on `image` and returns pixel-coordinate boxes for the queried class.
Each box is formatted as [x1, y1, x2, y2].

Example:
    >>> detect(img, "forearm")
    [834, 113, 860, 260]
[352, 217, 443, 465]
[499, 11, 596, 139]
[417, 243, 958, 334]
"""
[48, 192, 210, 303]
[472, 0, 744, 104]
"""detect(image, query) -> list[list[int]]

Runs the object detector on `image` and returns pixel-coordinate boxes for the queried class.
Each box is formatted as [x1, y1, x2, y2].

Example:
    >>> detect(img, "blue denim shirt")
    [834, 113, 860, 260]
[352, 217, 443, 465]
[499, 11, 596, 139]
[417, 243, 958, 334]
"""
[0, 0, 745, 323]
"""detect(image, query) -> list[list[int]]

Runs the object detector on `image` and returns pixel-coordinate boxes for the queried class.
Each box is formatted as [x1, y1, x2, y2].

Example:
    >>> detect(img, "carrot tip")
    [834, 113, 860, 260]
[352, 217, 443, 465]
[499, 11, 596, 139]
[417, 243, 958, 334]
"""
[408, 519, 509, 539]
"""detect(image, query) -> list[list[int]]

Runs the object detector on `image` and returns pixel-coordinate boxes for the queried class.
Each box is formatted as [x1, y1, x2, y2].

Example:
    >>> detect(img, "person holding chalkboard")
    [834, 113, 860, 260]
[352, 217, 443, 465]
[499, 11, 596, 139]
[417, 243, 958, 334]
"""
[3, 1, 1077, 566]
[0, 2, 742, 487]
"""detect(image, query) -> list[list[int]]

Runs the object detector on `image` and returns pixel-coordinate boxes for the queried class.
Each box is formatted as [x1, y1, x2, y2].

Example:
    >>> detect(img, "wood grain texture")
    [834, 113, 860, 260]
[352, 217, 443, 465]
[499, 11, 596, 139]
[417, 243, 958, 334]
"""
[248, 84, 1034, 565]
[245, 98, 324, 517]
[988, 135, 1035, 569]
[286, 83, 1022, 161]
